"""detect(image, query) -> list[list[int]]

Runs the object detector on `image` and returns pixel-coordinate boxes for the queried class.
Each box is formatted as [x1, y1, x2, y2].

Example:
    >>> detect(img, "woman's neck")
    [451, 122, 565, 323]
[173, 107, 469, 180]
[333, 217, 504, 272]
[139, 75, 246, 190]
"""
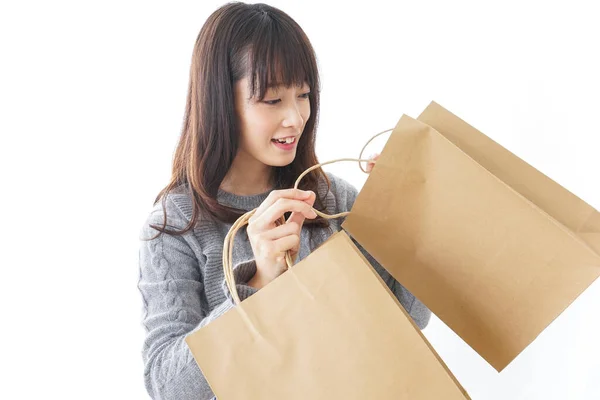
[220, 152, 274, 196]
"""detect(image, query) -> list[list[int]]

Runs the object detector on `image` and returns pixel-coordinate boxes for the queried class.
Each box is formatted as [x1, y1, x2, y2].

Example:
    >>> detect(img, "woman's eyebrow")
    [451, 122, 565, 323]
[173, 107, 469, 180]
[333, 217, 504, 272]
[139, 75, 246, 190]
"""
[262, 82, 310, 96]
[265, 81, 308, 89]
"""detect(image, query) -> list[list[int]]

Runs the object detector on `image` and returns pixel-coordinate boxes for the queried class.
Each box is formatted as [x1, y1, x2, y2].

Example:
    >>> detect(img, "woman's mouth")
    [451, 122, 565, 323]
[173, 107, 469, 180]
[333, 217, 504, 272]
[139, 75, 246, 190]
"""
[271, 136, 297, 151]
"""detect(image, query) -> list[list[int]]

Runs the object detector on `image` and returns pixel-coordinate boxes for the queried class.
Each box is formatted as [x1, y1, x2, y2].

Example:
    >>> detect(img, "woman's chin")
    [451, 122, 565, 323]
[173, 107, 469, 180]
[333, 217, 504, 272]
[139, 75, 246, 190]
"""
[266, 153, 296, 167]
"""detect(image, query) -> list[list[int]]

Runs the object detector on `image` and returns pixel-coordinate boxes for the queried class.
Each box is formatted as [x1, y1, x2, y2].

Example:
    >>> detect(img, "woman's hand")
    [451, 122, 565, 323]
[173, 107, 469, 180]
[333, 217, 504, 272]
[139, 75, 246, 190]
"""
[366, 153, 380, 173]
[246, 189, 317, 289]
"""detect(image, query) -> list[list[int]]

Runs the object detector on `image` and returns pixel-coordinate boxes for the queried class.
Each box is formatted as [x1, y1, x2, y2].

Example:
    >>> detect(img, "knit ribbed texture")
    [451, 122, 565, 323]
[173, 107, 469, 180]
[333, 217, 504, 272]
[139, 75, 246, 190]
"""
[138, 172, 431, 399]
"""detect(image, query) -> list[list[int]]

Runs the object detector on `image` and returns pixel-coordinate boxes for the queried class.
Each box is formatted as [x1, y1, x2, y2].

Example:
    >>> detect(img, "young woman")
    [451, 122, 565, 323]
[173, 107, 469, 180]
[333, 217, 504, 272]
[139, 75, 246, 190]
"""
[138, 2, 431, 399]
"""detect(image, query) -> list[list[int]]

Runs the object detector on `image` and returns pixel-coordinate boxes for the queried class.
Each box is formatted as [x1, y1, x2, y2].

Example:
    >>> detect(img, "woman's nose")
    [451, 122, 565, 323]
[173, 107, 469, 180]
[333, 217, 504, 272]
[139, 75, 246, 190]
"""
[282, 102, 304, 129]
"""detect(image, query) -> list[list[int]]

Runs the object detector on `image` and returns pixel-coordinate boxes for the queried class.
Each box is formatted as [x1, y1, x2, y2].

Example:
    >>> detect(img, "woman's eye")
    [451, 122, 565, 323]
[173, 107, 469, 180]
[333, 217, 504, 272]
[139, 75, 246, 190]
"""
[263, 99, 281, 105]
[263, 92, 309, 105]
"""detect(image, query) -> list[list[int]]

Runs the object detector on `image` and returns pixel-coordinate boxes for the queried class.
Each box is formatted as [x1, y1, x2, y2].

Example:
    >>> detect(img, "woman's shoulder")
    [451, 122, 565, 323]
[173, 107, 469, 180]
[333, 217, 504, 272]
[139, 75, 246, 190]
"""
[151, 184, 193, 219]
[138, 184, 198, 240]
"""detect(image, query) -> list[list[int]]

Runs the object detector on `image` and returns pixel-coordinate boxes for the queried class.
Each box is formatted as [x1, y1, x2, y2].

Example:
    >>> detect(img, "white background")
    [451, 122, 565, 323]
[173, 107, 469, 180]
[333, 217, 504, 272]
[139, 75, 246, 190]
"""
[1, 0, 599, 399]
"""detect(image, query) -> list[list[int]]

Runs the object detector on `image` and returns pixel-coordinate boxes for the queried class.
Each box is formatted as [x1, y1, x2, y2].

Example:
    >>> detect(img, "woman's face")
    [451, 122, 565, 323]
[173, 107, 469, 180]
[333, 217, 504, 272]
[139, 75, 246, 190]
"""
[234, 77, 311, 168]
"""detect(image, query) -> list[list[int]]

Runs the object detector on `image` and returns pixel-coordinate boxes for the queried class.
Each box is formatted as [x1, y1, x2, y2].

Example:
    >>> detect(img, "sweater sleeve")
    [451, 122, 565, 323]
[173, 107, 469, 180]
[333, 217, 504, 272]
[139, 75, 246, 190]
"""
[137, 198, 257, 400]
[328, 173, 432, 330]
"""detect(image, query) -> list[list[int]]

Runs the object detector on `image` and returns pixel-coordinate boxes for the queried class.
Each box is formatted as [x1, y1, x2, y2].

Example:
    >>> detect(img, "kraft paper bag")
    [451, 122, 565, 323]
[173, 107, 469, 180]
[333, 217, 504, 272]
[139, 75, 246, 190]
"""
[342, 102, 600, 372]
[186, 230, 470, 399]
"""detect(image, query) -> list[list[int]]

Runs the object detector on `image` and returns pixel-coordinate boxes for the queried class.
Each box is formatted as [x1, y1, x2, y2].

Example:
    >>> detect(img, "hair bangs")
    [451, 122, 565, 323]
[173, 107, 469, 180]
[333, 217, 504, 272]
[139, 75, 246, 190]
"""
[247, 17, 316, 100]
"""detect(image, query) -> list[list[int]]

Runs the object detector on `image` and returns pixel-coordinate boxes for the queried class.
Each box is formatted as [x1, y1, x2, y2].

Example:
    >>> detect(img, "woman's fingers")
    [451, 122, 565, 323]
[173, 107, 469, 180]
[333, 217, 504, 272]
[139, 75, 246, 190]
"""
[366, 152, 380, 173]
[252, 197, 316, 231]
[287, 190, 316, 228]
[272, 234, 301, 256]
[263, 221, 300, 240]
[250, 189, 312, 222]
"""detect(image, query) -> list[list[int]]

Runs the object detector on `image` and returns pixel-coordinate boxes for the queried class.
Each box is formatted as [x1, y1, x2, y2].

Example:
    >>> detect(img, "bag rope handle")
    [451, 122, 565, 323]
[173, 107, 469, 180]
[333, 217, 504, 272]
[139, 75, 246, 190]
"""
[224, 128, 393, 305]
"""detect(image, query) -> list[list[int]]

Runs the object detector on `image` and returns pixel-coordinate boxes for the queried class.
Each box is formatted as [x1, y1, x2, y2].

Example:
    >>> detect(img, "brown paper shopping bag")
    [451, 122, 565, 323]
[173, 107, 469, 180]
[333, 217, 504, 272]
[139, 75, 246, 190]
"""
[185, 230, 470, 399]
[342, 102, 600, 372]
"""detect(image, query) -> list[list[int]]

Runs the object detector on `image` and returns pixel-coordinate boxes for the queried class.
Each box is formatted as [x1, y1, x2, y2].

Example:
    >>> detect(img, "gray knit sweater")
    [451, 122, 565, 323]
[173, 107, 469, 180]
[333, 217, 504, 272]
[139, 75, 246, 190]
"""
[138, 172, 431, 400]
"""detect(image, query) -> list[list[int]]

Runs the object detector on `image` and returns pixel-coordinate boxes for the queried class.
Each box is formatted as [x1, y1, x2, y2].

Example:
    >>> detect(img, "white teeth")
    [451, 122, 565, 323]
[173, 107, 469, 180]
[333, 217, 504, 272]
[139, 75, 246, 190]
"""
[275, 137, 295, 144]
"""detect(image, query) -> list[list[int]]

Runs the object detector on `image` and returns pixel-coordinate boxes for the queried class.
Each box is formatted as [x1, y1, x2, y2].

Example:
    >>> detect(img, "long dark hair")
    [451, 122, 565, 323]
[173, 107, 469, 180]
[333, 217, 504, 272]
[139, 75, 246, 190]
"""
[148, 2, 331, 238]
